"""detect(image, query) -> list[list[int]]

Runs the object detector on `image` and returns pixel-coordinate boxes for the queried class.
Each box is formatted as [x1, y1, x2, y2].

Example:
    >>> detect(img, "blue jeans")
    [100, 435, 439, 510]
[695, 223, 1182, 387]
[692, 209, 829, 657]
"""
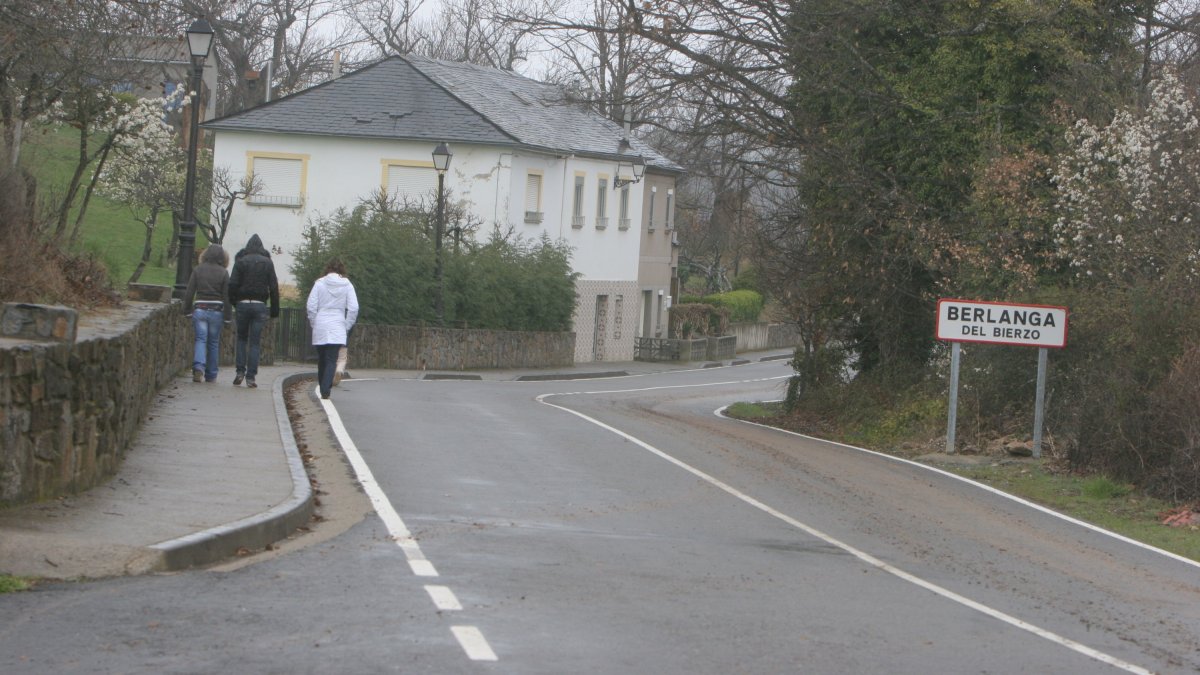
[235, 301, 269, 379]
[192, 308, 224, 381]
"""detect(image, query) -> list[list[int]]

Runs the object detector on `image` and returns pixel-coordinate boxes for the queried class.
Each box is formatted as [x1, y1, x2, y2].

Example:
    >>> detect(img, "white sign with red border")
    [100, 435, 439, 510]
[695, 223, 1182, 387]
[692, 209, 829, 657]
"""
[936, 299, 1068, 348]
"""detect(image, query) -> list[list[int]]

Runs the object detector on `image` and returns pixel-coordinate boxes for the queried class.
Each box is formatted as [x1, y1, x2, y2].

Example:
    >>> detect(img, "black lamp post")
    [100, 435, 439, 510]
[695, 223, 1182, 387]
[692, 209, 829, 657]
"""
[173, 17, 215, 299]
[432, 142, 452, 324]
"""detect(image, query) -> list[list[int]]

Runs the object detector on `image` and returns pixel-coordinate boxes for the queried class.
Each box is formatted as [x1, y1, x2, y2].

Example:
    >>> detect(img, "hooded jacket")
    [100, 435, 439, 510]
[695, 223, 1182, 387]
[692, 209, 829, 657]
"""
[182, 245, 232, 321]
[306, 273, 359, 346]
[229, 234, 280, 317]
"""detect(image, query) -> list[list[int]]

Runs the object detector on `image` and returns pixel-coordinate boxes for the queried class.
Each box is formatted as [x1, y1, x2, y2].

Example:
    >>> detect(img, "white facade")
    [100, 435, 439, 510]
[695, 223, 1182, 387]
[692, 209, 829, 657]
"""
[213, 130, 648, 362]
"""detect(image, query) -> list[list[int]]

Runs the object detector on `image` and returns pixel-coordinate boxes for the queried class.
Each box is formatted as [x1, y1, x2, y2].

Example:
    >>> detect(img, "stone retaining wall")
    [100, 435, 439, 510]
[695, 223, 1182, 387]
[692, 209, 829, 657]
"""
[351, 324, 575, 370]
[2, 302, 573, 507]
[1, 302, 189, 507]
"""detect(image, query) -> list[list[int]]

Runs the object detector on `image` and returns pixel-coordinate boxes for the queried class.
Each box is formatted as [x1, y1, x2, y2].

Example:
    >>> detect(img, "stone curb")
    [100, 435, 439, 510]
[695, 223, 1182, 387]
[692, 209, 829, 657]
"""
[147, 372, 315, 571]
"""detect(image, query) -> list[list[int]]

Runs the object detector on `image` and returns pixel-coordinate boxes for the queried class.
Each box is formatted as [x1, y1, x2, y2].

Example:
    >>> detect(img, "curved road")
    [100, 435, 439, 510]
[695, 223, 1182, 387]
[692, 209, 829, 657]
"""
[328, 360, 1200, 673]
[2, 359, 1197, 673]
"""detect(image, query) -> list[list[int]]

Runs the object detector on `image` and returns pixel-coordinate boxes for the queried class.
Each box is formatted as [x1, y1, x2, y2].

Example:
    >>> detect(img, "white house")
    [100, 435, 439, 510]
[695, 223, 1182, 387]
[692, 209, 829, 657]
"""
[204, 54, 683, 363]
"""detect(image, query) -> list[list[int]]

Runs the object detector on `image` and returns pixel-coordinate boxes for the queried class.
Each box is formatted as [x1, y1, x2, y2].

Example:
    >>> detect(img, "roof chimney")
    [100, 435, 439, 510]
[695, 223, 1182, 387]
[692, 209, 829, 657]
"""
[332, 51, 342, 79]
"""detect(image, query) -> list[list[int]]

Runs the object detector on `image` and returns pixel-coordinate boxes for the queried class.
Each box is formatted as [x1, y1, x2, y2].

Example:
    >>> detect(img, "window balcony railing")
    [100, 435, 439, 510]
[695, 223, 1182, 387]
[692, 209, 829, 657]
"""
[524, 211, 544, 224]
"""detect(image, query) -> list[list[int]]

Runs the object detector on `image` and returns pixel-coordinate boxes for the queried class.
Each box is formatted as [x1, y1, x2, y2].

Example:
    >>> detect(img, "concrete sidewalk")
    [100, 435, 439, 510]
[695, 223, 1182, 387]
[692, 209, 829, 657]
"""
[0, 365, 315, 580]
[0, 350, 793, 580]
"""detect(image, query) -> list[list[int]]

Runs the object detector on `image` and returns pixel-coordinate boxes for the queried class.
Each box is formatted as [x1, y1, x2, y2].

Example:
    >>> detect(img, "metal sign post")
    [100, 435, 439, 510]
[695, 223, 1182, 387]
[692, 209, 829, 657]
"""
[936, 299, 1068, 457]
[947, 341, 961, 454]
[1032, 347, 1048, 458]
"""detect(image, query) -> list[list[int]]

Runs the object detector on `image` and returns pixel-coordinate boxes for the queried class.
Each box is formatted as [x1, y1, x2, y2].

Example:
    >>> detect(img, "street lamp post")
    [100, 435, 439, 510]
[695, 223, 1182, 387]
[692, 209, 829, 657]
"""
[432, 142, 453, 324]
[173, 18, 215, 299]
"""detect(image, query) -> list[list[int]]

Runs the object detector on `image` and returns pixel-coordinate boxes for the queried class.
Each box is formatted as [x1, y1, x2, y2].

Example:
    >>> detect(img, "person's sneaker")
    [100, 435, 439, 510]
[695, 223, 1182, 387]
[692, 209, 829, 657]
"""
[246, 378, 257, 389]
[233, 373, 244, 386]
[192, 368, 203, 383]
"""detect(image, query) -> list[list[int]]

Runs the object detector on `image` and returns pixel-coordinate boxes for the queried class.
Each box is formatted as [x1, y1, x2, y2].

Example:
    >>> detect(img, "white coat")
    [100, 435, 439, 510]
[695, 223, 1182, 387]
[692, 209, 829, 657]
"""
[306, 273, 359, 346]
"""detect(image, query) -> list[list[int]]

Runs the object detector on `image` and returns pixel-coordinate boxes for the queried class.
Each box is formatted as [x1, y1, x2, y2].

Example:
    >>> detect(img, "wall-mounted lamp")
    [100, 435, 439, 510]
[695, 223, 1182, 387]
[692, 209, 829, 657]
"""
[614, 155, 645, 189]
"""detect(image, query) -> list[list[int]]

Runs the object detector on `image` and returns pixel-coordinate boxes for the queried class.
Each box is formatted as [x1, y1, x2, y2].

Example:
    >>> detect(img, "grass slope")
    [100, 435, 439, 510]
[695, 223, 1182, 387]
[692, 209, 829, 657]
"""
[21, 125, 185, 287]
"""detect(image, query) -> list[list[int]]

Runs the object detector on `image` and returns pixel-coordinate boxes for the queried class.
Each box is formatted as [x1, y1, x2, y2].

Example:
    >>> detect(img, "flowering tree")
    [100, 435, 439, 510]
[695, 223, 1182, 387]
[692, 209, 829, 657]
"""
[98, 92, 187, 284]
[1052, 72, 1200, 286]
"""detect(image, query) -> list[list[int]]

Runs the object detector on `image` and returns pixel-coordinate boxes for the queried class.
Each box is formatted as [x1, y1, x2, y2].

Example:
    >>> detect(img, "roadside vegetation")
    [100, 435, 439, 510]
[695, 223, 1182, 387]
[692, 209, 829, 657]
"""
[0, 574, 29, 593]
[725, 396, 1200, 563]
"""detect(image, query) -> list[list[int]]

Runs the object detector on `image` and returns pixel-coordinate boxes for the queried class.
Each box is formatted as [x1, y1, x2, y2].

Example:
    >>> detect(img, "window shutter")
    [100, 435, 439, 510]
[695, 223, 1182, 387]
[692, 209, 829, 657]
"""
[525, 174, 542, 212]
[250, 157, 303, 206]
[386, 165, 437, 206]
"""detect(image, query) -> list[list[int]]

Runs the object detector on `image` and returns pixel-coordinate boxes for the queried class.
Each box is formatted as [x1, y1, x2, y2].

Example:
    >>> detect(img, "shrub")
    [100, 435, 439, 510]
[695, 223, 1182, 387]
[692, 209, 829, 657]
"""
[0, 164, 118, 307]
[702, 289, 764, 323]
[291, 201, 577, 331]
[669, 302, 730, 338]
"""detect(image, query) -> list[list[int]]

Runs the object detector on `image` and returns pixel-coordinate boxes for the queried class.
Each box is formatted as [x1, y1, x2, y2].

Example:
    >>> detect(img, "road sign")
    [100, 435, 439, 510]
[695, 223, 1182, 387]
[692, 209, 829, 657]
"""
[936, 298, 1068, 349]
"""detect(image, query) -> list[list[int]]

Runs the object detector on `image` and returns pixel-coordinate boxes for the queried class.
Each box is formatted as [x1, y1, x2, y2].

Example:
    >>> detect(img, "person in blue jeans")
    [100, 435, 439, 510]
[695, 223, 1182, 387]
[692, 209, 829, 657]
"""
[182, 245, 231, 383]
[229, 234, 280, 389]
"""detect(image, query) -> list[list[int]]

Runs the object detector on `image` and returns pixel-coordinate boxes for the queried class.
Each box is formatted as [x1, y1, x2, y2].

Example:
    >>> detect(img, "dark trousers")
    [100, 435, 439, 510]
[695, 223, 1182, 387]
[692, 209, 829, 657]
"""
[235, 301, 269, 379]
[315, 343, 342, 397]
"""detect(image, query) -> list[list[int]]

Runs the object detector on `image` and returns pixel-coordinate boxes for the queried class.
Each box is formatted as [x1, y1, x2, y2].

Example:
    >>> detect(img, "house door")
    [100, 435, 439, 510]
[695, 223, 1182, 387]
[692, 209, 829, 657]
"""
[593, 295, 608, 361]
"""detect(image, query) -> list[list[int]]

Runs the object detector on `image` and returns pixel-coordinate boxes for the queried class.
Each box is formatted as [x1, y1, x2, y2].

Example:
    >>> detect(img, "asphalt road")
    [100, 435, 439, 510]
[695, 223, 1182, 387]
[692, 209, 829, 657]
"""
[3, 360, 1198, 673]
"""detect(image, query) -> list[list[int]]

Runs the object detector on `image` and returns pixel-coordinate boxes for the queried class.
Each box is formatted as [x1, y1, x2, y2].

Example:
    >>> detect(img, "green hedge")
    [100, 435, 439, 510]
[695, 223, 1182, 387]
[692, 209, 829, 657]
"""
[701, 290, 764, 323]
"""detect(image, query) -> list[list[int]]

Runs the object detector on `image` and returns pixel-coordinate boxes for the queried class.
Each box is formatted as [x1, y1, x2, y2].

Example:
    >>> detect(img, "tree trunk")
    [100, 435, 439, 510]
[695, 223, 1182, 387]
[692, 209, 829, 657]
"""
[68, 134, 115, 247]
[52, 125, 91, 242]
[127, 207, 159, 285]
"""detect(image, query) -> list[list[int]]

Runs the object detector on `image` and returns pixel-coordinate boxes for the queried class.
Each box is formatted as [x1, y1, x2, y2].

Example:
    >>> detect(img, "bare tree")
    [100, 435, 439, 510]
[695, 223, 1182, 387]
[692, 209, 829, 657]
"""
[343, 0, 426, 57]
[202, 166, 262, 245]
[171, 0, 358, 114]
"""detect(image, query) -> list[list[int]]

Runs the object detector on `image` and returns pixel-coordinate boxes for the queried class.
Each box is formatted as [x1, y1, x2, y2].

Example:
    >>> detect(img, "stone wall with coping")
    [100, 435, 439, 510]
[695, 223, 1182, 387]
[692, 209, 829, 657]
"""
[350, 324, 575, 370]
[0, 302, 190, 507]
[2, 301, 572, 507]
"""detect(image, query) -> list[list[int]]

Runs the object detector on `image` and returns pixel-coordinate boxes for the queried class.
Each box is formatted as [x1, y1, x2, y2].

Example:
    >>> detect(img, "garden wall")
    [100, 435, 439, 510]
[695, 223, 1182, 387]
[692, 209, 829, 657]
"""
[0, 302, 189, 507]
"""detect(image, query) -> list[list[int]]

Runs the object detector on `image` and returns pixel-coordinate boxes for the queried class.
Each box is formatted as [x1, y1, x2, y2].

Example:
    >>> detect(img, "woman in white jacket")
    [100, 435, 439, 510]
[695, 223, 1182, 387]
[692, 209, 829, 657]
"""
[306, 258, 359, 399]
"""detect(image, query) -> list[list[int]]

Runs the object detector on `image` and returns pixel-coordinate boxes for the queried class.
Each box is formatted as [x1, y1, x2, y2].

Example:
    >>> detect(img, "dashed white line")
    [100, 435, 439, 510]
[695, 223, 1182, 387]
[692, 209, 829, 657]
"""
[321, 388, 498, 663]
[452, 625, 498, 661]
[425, 585, 463, 611]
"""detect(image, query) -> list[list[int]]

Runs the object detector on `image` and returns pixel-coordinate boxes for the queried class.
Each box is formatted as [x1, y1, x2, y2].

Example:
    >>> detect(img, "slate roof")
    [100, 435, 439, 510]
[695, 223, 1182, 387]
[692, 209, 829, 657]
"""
[205, 55, 682, 173]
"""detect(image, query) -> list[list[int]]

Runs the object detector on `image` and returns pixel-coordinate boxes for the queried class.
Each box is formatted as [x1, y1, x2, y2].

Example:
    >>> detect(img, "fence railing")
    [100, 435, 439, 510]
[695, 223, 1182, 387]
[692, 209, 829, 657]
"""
[634, 338, 680, 362]
[276, 308, 315, 362]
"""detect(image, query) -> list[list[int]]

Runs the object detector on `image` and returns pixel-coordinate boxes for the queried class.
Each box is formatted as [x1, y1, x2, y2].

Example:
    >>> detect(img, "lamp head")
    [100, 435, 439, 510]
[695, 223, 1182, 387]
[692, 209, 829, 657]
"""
[614, 155, 646, 189]
[186, 18, 214, 60]
[432, 142, 453, 173]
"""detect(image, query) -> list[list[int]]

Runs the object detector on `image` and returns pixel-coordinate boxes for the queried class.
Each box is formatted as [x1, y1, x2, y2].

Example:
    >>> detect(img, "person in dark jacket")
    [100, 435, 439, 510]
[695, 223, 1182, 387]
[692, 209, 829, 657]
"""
[228, 234, 280, 389]
[182, 245, 232, 383]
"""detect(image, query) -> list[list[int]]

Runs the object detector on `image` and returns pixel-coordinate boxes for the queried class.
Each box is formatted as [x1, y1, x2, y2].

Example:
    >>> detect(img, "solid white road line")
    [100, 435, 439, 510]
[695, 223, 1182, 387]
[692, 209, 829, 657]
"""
[320, 390, 438, 577]
[452, 625, 498, 661]
[538, 385, 1153, 675]
[425, 585, 463, 611]
[723, 402, 1200, 571]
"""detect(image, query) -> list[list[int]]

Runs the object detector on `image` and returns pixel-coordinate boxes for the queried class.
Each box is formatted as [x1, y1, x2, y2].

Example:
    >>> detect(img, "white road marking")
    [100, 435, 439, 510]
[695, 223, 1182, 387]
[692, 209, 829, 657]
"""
[425, 585, 463, 610]
[321, 386, 500, 663]
[721, 402, 1200, 571]
[320, 389, 438, 577]
[538, 387, 1153, 675]
[452, 625, 498, 661]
